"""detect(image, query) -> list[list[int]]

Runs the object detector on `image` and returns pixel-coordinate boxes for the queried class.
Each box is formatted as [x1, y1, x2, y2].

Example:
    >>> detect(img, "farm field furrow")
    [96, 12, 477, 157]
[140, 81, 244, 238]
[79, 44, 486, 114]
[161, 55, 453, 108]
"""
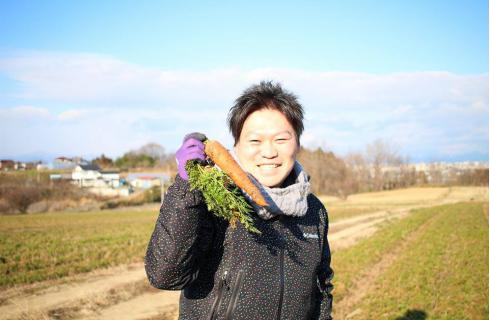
[0, 209, 159, 287]
[349, 202, 488, 320]
[330, 201, 446, 311]
[0, 200, 426, 319]
[333, 203, 449, 319]
[1, 204, 400, 320]
[1, 186, 485, 288]
[0, 187, 487, 320]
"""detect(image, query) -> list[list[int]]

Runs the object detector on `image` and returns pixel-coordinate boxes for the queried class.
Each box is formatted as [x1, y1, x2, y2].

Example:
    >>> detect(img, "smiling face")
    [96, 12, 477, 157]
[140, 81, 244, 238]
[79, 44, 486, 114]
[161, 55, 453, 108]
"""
[234, 108, 300, 188]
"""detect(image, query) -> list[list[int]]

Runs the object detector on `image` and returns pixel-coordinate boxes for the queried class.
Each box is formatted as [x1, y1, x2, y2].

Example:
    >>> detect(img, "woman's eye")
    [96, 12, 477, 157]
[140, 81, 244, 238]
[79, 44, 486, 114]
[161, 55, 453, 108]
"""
[249, 139, 260, 144]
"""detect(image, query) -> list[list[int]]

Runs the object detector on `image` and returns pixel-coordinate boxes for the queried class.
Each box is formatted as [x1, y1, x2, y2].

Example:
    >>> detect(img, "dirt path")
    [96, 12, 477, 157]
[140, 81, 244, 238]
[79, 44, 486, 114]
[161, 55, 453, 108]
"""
[0, 264, 145, 320]
[83, 291, 180, 320]
[329, 207, 412, 251]
[0, 197, 471, 320]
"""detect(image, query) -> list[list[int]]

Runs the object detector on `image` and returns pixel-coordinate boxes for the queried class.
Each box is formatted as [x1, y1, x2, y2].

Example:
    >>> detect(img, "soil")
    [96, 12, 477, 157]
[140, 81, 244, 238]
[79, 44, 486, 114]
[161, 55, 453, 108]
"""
[0, 196, 475, 320]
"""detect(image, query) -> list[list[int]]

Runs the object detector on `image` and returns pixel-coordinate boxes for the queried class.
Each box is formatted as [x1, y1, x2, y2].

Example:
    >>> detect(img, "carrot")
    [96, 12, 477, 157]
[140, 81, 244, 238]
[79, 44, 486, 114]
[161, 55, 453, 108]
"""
[204, 140, 268, 207]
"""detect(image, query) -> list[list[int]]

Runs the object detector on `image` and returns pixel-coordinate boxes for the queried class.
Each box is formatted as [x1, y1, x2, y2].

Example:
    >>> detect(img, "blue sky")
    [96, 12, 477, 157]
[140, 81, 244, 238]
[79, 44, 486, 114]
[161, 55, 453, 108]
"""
[0, 0, 488, 162]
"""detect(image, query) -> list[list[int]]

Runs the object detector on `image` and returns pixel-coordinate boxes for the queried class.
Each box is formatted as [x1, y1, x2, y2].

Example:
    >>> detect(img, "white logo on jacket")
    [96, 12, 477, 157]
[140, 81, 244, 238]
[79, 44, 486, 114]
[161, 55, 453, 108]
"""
[303, 233, 319, 239]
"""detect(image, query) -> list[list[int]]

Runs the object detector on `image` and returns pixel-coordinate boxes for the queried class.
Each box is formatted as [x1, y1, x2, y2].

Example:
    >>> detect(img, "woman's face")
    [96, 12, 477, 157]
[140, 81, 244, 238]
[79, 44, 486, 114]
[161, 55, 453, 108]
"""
[234, 108, 300, 188]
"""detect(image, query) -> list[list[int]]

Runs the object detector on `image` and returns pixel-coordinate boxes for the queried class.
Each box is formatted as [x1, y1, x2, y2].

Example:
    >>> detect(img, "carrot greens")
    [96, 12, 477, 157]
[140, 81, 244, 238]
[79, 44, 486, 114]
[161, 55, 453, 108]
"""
[186, 160, 260, 234]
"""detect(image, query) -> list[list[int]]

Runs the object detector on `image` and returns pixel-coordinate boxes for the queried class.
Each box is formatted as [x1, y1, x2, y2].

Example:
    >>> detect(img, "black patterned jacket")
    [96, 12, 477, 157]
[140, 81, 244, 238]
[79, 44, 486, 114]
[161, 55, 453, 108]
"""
[145, 175, 333, 319]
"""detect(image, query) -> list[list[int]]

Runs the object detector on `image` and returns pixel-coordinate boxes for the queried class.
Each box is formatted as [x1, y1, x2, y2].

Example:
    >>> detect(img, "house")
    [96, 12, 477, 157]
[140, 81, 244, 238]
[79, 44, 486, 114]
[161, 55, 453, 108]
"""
[100, 170, 121, 188]
[70, 164, 129, 195]
[72, 164, 103, 187]
[126, 173, 170, 190]
[48, 161, 130, 196]
[0, 160, 16, 171]
[23, 162, 39, 170]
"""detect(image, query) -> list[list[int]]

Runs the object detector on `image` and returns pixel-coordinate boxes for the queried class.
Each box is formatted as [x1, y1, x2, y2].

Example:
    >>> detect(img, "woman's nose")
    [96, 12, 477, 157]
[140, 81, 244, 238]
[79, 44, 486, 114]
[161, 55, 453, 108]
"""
[261, 142, 278, 158]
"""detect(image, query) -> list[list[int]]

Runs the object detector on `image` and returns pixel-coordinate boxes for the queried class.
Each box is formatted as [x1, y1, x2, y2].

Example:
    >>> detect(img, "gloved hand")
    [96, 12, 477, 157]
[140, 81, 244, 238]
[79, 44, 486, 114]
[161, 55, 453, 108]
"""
[175, 132, 207, 180]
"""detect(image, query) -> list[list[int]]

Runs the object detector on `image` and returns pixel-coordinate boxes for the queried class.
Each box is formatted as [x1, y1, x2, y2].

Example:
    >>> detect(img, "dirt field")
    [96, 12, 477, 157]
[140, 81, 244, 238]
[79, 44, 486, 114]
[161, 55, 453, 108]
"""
[1, 186, 487, 320]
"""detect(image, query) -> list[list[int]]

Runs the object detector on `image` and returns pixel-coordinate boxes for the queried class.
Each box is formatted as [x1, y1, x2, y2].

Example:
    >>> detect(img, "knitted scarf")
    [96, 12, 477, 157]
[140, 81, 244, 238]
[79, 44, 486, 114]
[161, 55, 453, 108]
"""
[243, 161, 311, 220]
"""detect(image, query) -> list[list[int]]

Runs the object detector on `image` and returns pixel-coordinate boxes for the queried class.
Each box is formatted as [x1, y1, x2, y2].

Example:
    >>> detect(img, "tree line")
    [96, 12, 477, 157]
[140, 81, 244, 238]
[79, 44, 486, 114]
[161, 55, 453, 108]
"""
[1, 140, 487, 214]
[98, 140, 487, 198]
[298, 139, 488, 198]
[92, 143, 176, 172]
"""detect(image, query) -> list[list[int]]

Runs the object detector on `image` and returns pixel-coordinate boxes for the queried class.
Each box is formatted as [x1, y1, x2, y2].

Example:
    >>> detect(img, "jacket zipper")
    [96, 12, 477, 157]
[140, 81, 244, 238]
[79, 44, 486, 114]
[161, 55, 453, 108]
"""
[276, 242, 285, 319]
[224, 269, 244, 320]
[208, 271, 228, 320]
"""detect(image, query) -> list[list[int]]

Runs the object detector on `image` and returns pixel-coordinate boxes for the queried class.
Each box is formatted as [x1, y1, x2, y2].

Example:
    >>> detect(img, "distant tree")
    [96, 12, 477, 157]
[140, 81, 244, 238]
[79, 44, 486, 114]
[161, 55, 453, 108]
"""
[344, 152, 370, 193]
[456, 168, 489, 186]
[135, 143, 167, 160]
[92, 154, 114, 169]
[474, 168, 489, 185]
[428, 163, 444, 185]
[365, 139, 404, 191]
[114, 143, 177, 170]
[297, 147, 354, 198]
[115, 153, 156, 169]
[0, 173, 86, 214]
[416, 171, 428, 185]
[5, 186, 42, 213]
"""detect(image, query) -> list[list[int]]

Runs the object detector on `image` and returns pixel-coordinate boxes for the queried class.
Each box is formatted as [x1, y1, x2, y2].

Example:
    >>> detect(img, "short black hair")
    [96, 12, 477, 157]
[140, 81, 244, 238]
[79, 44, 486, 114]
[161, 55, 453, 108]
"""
[227, 81, 304, 145]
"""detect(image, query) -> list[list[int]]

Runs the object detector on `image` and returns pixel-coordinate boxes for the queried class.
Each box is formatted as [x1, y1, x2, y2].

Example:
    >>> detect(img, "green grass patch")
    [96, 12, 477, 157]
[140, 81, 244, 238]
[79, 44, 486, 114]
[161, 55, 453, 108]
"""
[0, 209, 159, 287]
[353, 202, 488, 320]
[331, 204, 440, 304]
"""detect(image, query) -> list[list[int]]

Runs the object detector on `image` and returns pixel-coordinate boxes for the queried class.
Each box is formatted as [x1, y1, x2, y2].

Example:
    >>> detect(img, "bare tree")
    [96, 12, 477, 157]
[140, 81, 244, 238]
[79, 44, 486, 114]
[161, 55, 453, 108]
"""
[365, 139, 404, 191]
[135, 143, 167, 160]
[344, 152, 370, 193]
[297, 147, 355, 198]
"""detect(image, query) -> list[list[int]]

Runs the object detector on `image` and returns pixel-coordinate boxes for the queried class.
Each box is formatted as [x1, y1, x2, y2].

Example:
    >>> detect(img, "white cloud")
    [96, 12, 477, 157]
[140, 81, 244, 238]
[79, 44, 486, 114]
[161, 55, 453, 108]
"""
[57, 109, 92, 121]
[0, 51, 487, 161]
[0, 105, 51, 118]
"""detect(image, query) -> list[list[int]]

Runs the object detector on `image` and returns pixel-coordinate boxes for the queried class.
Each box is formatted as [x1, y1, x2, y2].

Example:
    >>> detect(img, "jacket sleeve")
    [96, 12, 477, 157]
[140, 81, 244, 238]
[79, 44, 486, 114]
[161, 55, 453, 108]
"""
[144, 174, 215, 290]
[316, 206, 334, 319]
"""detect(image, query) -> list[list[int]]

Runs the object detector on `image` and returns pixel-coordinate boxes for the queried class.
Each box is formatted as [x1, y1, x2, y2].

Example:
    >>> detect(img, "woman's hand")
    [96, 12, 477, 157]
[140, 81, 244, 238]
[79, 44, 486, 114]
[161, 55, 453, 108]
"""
[175, 132, 207, 180]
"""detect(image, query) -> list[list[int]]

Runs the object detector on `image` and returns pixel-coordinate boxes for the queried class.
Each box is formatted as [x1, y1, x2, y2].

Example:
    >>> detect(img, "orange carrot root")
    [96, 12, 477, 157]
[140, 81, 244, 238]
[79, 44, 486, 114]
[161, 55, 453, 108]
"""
[204, 140, 268, 207]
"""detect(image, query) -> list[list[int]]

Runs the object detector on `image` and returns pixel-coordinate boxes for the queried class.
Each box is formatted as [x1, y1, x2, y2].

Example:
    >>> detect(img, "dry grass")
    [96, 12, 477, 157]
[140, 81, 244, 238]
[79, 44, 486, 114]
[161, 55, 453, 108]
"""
[321, 186, 488, 222]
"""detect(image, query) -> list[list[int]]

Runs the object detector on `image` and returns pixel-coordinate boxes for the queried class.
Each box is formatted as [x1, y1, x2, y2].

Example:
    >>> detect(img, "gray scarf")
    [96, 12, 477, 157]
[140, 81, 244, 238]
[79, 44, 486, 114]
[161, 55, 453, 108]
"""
[243, 162, 311, 220]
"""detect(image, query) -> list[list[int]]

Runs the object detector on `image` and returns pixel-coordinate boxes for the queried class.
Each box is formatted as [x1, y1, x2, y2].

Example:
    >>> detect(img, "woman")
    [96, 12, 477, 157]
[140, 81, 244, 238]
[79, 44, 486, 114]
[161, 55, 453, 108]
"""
[145, 81, 333, 319]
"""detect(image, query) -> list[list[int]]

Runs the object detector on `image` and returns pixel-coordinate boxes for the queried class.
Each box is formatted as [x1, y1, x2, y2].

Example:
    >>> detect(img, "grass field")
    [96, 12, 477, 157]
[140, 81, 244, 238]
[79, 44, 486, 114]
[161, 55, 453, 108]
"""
[332, 202, 488, 319]
[0, 208, 158, 286]
[360, 203, 488, 320]
[0, 186, 486, 288]
[0, 187, 487, 319]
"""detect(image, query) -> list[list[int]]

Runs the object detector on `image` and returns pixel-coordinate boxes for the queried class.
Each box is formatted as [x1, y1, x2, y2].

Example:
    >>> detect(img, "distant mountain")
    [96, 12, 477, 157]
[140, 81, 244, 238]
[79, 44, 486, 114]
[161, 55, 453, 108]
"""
[0, 151, 98, 164]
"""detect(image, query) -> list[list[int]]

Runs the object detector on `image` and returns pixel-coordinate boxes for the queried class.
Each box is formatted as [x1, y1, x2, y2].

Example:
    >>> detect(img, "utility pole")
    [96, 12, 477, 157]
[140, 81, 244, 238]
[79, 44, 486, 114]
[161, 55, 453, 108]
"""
[160, 177, 164, 204]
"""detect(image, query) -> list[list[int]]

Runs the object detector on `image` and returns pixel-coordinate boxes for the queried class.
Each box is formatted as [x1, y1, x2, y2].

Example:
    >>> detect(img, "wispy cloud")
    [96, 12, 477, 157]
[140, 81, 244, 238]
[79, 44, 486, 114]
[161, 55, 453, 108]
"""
[0, 51, 487, 162]
[0, 105, 51, 118]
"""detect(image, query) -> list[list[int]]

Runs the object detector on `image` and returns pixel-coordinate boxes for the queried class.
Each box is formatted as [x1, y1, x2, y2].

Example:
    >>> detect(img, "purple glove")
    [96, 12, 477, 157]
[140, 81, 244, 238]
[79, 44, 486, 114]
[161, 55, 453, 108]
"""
[175, 133, 207, 180]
